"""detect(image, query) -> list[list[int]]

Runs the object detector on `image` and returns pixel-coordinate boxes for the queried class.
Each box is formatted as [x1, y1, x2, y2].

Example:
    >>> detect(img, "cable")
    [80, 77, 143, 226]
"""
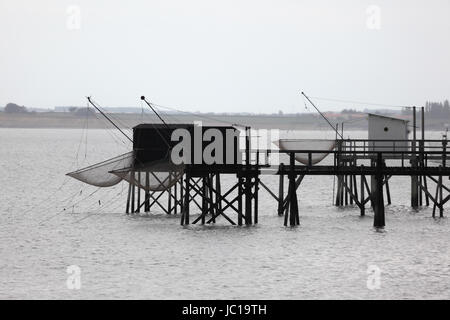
[302, 91, 344, 139]
[151, 102, 246, 127]
[308, 95, 416, 109]
[87, 97, 133, 143]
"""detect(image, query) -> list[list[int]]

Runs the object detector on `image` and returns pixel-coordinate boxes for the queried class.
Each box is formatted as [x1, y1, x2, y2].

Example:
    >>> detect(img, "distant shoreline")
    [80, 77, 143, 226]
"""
[0, 111, 447, 131]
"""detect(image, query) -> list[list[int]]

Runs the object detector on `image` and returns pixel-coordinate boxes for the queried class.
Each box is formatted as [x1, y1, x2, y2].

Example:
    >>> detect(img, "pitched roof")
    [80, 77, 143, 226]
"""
[367, 113, 409, 123]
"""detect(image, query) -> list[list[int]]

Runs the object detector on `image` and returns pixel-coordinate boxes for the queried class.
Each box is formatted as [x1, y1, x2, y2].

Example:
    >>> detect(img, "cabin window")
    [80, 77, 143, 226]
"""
[384, 127, 389, 132]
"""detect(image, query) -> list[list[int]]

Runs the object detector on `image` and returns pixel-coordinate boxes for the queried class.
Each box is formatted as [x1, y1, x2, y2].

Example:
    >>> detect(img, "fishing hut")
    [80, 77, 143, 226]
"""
[67, 95, 450, 229]
[125, 122, 261, 226]
[100, 120, 263, 226]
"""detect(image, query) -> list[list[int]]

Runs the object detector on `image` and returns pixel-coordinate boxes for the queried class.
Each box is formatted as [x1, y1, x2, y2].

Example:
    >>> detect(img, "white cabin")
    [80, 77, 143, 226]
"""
[368, 113, 409, 152]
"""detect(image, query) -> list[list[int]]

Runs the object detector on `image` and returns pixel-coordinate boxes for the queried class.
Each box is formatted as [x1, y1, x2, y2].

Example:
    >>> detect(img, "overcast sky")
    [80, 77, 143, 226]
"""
[1, 0, 449, 113]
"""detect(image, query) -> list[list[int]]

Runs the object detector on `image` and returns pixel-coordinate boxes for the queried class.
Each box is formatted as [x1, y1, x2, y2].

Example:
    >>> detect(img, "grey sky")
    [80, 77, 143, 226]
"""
[1, 0, 449, 113]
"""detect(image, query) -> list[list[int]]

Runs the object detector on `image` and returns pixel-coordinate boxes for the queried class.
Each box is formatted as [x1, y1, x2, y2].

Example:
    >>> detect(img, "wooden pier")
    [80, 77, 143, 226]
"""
[125, 132, 450, 229]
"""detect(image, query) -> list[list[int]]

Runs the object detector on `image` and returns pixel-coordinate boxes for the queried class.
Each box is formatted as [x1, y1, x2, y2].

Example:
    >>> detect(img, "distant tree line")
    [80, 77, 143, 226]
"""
[425, 100, 450, 118]
[400, 100, 450, 118]
[3, 103, 28, 113]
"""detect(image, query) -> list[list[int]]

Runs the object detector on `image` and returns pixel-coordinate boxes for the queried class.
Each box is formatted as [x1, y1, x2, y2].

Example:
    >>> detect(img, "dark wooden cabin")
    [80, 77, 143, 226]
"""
[133, 123, 242, 168]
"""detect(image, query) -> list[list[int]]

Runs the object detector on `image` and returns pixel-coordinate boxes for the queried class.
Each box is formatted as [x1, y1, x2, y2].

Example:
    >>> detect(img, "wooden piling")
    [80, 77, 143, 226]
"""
[411, 106, 419, 208]
[254, 176, 259, 224]
[145, 172, 150, 212]
[238, 176, 243, 226]
[439, 175, 444, 218]
[179, 175, 184, 213]
[285, 153, 300, 227]
[278, 163, 284, 216]
[137, 171, 141, 213]
[245, 177, 252, 225]
[373, 153, 385, 228]
[385, 175, 391, 205]
[201, 176, 207, 224]
[360, 174, 365, 216]
[182, 172, 190, 225]
[131, 171, 135, 214]
[214, 173, 221, 224]
[174, 175, 178, 215]
[126, 181, 132, 214]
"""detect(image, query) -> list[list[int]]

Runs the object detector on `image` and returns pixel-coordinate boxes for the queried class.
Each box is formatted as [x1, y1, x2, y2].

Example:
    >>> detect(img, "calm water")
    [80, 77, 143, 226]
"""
[0, 128, 449, 299]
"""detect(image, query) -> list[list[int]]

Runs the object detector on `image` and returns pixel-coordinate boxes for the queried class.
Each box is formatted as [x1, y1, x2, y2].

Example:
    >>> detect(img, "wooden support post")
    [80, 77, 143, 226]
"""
[363, 175, 372, 208]
[131, 171, 135, 214]
[167, 173, 172, 215]
[432, 176, 439, 218]
[254, 174, 259, 224]
[238, 177, 243, 226]
[335, 175, 341, 206]
[439, 175, 443, 218]
[126, 181, 132, 214]
[181, 172, 190, 225]
[285, 153, 300, 227]
[201, 176, 207, 224]
[349, 174, 354, 205]
[174, 175, 178, 215]
[145, 172, 150, 212]
[411, 170, 419, 208]
[289, 180, 299, 226]
[441, 141, 447, 217]
[370, 159, 376, 210]
[419, 175, 423, 206]
[385, 175, 392, 205]
[411, 106, 419, 209]
[244, 127, 252, 225]
[360, 174, 365, 216]
[208, 174, 214, 218]
[180, 175, 184, 213]
[344, 175, 348, 205]
[136, 171, 141, 213]
[244, 176, 252, 225]
[420, 106, 425, 206]
[213, 174, 221, 224]
[373, 153, 385, 228]
[254, 152, 259, 224]
[423, 175, 430, 206]
[352, 173, 359, 205]
[278, 163, 284, 216]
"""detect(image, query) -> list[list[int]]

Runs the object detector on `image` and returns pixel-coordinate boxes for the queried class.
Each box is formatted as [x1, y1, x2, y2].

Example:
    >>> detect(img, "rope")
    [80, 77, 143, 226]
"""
[72, 186, 126, 223]
[37, 187, 102, 225]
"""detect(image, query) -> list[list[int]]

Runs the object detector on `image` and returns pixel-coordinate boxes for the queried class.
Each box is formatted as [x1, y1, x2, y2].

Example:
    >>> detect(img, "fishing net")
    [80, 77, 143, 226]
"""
[274, 139, 336, 165]
[111, 157, 184, 192]
[66, 152, 135, 187]
[67, 151, 184, 191]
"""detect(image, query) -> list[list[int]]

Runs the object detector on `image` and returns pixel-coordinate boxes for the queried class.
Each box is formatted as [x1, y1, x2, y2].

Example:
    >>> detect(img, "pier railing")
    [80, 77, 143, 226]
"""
[245, 139, 449, 170]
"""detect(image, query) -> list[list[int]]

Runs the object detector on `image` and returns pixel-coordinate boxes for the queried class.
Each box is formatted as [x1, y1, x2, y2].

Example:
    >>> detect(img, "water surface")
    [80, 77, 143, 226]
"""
[0, 128, 449, 299]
